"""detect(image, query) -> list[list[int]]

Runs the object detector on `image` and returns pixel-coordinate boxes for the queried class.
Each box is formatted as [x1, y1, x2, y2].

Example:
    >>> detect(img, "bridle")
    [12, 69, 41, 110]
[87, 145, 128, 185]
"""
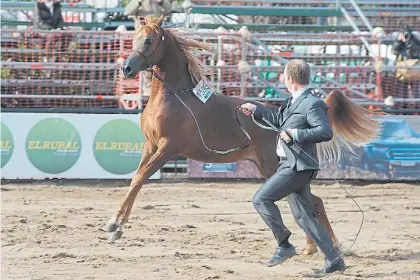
[127, 27, 252, 155]
[132, 28, 164, 74]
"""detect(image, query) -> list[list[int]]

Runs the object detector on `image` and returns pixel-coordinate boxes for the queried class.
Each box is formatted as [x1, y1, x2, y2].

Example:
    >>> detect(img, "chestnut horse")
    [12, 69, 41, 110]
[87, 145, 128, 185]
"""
[103, 15, 380, 255]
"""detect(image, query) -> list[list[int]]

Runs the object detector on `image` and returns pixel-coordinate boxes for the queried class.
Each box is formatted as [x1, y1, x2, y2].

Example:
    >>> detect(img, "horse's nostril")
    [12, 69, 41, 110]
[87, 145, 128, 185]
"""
[124, 65, 132, 75]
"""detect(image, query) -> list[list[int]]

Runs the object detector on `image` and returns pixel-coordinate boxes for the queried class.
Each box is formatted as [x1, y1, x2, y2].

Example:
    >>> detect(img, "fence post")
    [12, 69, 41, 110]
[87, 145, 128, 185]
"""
[216, 31, 224, 94]
[240, 37, 247, 98]
[182, 0, 192, 29]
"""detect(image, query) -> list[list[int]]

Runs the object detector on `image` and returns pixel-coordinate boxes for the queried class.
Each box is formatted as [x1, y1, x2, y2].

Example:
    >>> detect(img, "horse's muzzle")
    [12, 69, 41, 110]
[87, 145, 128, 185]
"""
[122, 64, 135, 78]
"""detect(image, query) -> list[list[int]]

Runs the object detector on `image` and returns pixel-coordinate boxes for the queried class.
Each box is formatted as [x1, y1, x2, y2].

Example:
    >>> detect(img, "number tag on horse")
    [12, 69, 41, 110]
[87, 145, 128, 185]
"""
[192, 80, 213, 103]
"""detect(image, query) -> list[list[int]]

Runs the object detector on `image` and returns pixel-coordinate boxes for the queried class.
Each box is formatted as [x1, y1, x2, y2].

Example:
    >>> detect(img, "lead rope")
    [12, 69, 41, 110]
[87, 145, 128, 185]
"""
[149, 68, 252, 155]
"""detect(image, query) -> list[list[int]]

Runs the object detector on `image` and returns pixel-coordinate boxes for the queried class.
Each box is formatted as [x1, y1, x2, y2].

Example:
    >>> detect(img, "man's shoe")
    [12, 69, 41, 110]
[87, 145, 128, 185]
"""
[266, 246, 297, 267]
[313, 257, 346, 275]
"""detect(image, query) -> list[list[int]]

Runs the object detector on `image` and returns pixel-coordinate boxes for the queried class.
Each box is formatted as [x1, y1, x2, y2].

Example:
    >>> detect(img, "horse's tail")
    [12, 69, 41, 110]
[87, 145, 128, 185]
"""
[317, 90, 381, 163]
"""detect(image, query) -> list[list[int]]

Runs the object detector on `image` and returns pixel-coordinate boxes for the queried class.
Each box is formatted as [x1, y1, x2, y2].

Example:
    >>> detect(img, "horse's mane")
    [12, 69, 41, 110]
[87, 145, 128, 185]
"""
[136, 16, 214, 86]
[166, 28, 214, 84]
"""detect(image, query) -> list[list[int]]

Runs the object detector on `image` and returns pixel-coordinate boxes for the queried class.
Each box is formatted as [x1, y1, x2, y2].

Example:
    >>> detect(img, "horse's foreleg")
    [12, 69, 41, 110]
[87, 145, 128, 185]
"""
[304, 195, 340, 255]
[102, 141, 156, 235]
[103, 140, 174, 242]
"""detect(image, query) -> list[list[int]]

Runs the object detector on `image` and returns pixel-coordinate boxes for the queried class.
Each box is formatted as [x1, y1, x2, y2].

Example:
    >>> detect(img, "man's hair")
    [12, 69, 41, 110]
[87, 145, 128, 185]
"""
[285, 59, 311, 85]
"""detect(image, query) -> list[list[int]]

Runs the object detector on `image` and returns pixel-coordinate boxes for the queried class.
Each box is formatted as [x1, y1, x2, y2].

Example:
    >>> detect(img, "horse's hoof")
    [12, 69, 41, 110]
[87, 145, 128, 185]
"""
[303, 245, 318, 255]
[102, 222, 119, 233]
[108, 227, 123, 242]
[102, 216, 119, 232]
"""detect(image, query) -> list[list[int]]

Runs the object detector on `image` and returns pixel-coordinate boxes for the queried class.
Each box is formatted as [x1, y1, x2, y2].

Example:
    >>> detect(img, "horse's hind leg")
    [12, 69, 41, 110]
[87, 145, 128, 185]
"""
[103, 140, 174, 242]
[304, 194, 340, 255]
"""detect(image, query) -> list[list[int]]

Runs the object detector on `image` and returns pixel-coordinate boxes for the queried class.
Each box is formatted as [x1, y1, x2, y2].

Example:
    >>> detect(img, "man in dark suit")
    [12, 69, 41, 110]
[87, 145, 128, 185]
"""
[33, 0, 64, 30]
[240, 59, 345, 274]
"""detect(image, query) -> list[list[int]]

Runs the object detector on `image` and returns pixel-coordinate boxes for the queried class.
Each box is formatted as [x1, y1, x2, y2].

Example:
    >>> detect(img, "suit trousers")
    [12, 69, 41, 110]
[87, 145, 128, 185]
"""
[252, 161, 340, 262]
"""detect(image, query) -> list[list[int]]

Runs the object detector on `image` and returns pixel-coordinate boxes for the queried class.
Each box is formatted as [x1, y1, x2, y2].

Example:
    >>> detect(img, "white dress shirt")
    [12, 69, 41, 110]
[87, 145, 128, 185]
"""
[276, 85, 310, 157]
[45, 0, 54, 15]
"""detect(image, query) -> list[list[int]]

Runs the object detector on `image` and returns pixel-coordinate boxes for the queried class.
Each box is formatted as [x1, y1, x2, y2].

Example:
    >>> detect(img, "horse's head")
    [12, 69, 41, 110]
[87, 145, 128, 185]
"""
[122, 15, 165, 78]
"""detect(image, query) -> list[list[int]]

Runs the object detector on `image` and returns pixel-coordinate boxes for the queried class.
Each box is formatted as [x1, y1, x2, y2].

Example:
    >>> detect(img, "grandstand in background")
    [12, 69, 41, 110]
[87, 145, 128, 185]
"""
[1, 0, 420, 175]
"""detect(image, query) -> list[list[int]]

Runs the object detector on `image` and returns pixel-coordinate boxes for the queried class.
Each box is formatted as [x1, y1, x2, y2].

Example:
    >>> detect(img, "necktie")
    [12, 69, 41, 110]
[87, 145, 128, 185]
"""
[283, 98, 292, 117]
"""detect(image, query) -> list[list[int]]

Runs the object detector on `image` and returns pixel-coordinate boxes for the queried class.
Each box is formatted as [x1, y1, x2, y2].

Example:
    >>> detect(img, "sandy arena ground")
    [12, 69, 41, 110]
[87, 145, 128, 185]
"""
[2, 180, 420, 280]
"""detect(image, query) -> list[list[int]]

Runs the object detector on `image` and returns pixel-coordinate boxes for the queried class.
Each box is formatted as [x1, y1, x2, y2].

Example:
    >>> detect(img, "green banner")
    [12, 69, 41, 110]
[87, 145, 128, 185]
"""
[25, 118, 82, 174]
[93, 119, 145, 175]
[1, 122, 14, 168]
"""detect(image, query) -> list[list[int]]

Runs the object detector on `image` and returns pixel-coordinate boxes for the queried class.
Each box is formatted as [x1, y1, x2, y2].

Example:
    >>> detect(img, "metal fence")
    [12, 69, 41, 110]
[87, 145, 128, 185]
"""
[2, 28, 419, 112]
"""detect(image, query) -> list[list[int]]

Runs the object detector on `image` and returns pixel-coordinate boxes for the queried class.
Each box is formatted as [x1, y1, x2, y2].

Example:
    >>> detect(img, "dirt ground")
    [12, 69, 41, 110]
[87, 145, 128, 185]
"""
[2, 180, 420, 280]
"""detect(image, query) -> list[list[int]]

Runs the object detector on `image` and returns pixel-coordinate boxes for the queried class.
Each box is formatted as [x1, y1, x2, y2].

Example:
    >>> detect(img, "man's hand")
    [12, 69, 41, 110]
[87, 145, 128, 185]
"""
[240, 103, 257, 116]
[280, 130, 293, 144]
[398, 32, 407, 42]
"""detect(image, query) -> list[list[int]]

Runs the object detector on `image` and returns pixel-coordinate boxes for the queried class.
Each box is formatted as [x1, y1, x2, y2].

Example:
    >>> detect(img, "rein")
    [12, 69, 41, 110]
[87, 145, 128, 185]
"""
[134, 29, 252, 155]
[151, 69, 252, 155]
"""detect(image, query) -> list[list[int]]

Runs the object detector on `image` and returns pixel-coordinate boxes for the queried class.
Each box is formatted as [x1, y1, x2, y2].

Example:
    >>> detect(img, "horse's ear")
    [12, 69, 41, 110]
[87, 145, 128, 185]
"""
[155, 14, 165, 27]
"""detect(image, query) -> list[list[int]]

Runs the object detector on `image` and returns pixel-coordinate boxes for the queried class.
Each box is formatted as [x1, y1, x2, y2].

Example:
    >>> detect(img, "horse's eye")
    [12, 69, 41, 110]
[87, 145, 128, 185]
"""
[145, 37, 153, 44]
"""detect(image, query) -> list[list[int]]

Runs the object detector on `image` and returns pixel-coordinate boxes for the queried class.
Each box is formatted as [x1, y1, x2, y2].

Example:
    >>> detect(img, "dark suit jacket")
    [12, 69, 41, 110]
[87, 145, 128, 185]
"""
[253, 88, 333, 171]
[392, 32, 420, 60]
